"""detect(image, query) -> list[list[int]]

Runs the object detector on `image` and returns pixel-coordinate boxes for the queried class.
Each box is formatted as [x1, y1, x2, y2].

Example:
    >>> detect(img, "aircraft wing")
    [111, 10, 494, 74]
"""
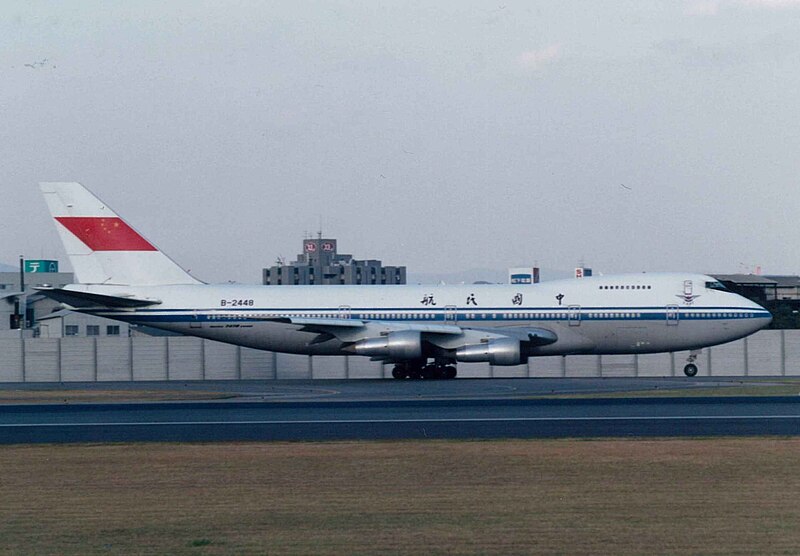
[259, 316, 463, 337]
[255, 315, 557, 349]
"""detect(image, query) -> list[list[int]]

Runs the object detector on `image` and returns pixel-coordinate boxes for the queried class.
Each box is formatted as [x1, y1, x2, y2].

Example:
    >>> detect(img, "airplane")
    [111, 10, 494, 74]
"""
[36, 182, 772, 379]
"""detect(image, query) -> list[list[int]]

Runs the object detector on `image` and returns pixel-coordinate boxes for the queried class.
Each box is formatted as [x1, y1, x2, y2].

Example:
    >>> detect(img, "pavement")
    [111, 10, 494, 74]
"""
[1, 378, 799, 443]
[0, 376, 786, 401]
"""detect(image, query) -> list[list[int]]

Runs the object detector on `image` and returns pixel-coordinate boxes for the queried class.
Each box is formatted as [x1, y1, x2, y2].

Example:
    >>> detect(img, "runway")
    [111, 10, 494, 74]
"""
[2, 392, 800, 444]
[0, 376, 777, 401]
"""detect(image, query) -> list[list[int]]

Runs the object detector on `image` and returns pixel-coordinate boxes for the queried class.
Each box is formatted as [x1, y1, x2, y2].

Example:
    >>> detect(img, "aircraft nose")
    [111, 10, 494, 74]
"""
[744, 297, 772, 331]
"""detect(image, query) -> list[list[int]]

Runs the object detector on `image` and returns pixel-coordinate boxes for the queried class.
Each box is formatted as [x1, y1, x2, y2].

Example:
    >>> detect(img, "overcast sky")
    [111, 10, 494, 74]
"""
[2, 1, 800, 283]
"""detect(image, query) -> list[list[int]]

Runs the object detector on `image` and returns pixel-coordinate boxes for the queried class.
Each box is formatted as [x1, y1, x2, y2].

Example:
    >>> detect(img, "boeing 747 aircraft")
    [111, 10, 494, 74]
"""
[37, 182, 771, 379]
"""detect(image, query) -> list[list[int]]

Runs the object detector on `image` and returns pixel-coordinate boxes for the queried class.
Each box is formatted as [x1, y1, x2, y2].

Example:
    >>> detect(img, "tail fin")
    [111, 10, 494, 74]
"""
[40, 182, 201, 286]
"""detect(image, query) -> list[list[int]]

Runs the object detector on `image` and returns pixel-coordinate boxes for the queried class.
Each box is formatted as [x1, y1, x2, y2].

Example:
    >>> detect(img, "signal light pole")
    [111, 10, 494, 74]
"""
[18, 255, 25, 334]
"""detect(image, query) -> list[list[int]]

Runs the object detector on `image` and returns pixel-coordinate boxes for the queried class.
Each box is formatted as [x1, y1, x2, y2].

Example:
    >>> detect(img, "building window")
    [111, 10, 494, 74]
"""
[107, 325, 120, 336]
[87, 325, 100, 336]
[65, 325, 79, 336]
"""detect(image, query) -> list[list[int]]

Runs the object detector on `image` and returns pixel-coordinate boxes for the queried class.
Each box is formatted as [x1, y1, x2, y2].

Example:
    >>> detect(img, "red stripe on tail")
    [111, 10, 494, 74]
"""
[55, 217, 157, 251]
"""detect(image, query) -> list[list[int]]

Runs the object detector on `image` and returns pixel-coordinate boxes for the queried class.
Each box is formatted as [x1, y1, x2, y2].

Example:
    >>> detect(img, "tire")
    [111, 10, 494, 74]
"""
[392, 367, 404, 379]
[684, 363, 698, 377]
[444, 366, 457, 379]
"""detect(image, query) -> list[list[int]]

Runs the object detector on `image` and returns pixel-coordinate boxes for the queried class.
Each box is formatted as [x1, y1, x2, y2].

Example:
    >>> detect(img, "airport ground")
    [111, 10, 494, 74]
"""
[2, 378, 799, 554]
[1, 438, 799, 555]
[4, 376, 800, 403]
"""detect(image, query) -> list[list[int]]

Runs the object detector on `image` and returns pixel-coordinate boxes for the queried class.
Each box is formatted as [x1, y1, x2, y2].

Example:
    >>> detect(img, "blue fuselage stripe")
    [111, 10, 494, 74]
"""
[94, 306, 772, 325]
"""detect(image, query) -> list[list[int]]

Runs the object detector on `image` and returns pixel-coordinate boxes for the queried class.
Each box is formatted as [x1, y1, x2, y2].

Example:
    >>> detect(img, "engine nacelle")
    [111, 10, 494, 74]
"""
[455, 338, 525, 366]
[352, 330, 423, 360]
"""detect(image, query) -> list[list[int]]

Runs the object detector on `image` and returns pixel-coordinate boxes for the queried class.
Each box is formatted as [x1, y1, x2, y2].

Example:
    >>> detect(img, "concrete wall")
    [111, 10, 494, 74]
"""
[0, 330, 796, 382]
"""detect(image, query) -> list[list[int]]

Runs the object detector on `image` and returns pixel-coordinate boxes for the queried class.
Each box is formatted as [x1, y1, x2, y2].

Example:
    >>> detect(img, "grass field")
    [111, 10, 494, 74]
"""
[0, 390, 235, 404]
[544, 379, 800, 398]
[1, 439, 799, 555]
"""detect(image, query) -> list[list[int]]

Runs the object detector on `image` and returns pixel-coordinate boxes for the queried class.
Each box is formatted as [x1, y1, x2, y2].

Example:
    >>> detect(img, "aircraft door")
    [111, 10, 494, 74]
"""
[666, 305, 679, 326]
[568, 305, 581, 326]
[190, 310, 203, 329]
[684, 280, 693, 300]
[444, 305, 458, 324]
[338, 305, 352, 319]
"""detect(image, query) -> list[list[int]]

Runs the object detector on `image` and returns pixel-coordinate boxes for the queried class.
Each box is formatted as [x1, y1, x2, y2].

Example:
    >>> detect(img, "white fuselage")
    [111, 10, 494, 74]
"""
[72, 272, 771, 358]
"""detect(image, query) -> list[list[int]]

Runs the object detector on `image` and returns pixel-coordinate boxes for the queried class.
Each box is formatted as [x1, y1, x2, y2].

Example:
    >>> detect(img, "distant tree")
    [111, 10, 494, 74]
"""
[764, 302, 800, 329]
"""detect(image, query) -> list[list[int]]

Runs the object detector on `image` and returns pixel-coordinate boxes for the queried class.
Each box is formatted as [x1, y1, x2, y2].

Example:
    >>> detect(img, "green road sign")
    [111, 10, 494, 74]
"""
[24, 260, 59, 273]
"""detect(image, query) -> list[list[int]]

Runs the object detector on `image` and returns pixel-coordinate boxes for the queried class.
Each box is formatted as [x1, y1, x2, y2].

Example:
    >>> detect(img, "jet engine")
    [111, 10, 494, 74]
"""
[455, 338, 525, 366]
[351, 330, 423, 360]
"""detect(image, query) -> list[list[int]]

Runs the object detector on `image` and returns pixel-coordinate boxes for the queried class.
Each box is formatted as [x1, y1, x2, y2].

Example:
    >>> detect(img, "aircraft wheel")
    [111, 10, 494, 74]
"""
[683, 363, 698, 377]
[445, 366, 457, 379]
[408, 368, 423, 380]
[392, 367, 405, 379]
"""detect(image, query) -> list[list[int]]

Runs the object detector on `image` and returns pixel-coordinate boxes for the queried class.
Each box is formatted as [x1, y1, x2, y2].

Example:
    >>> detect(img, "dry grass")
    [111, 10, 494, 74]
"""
[1, 439, 799, 555]
[540, 379, 800, 399]
[0, 390, 234, 404]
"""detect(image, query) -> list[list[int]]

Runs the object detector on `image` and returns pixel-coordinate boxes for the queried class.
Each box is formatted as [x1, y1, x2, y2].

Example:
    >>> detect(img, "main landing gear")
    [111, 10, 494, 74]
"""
[683, 350, 701, 377]
[392, 361, 457, 380]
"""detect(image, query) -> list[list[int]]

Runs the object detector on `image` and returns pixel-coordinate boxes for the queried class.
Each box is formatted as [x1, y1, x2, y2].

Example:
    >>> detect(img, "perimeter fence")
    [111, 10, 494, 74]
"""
[0, 330, 796, 382]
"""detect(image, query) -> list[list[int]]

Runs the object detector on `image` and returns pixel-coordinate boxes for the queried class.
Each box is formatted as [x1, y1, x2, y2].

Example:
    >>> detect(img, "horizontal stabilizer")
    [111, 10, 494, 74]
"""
[35, 287, 162, 308]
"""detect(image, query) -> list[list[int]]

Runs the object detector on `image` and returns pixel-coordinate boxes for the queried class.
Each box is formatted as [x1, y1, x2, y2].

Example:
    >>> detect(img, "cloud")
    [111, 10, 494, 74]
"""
[517, 44, 561, 71]
[684, 1, 721, 15]
[685, 0, 800, 15]
[740, 0, 800, 7]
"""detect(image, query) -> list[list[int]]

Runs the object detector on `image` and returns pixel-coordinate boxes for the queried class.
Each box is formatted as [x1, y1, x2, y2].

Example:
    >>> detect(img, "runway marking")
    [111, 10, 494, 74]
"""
[2, 415, 800, 427]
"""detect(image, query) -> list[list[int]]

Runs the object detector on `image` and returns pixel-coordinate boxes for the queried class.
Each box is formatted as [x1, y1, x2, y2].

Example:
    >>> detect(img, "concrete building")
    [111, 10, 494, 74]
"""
[711, 274, 800, 329]
[1, 260, 74, 333]
[0, 261, 130, 338]
[263, 236, 406, 286]
[765, 276, 800, 301]
[712, 274, 779, 303]
[34, 310, 131, 339]
[508, 267, 540, 285]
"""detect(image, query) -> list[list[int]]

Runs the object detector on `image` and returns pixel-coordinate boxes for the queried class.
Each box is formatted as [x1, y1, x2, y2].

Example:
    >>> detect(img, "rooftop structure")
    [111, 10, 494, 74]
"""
[263, 237, 406, 286]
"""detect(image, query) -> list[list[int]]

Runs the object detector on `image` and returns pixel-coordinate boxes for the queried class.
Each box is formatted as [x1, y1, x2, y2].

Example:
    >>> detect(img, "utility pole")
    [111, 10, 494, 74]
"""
[18, 255, 25, 336]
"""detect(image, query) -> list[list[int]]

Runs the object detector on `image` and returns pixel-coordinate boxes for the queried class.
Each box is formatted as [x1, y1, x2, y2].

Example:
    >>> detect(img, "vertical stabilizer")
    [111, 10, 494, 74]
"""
[40, 182, 201, 285]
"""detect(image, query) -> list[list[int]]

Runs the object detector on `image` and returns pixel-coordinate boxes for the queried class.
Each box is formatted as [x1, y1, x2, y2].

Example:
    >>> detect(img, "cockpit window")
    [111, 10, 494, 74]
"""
[705, 281, 729, 292]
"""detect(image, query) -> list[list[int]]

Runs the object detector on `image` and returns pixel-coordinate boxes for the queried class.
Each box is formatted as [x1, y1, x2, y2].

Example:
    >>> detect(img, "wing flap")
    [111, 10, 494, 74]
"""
[490, 327, 559, 346]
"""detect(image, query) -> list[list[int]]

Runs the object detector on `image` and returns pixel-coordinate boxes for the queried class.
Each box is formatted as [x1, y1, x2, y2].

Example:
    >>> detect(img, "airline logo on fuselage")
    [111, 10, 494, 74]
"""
[677, 292, 701, 305]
